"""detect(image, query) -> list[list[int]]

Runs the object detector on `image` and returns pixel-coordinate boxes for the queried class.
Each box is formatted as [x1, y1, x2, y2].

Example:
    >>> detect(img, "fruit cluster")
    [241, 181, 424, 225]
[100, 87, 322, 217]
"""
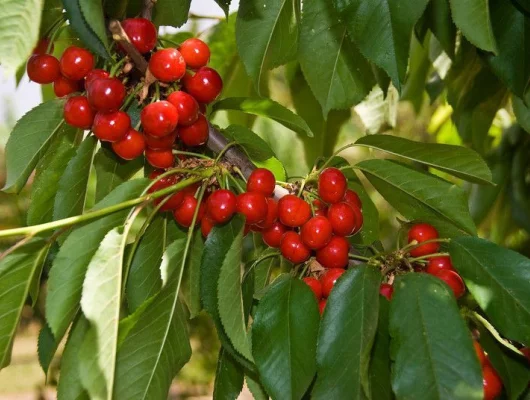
[26, 18, 222, 169]
[474, 341, 503, 400]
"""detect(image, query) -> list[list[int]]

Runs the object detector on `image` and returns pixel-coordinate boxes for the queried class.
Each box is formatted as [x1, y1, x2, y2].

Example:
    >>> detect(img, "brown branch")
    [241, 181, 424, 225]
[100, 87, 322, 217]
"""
[141, 0, 157, 20]
[108, 20, 149, 72]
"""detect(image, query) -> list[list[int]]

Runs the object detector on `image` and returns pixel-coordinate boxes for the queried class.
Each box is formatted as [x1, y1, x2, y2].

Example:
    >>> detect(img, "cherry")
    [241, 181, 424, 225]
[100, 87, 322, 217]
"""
[483, 363, 502, 400]
[300, 216, 333, 250]
[178, 114, 209, 147]
[318, 168, 347, 204]
[236, 192, 268, 225]
[32, 38, 53, 55]
[247, 168, 276, 197]
[316, 236, 350, 269]
[350, 203, 364, 234]
[473, 340, 487, 366]
[434, 269, 465, 298]
[148, 170, 176, 193]
[302, 277, 322, 299]
[262, 221, 287, 248]
[167, 91, 199, 126]
[87, 77, 126, 112]
[343, 189, 362, 209]
[520, 347, 530, 362]
[63, 96, 95, 129]
[280, 231, 311, 264]
[111, 128, 146, 160]
[319, 299, 327, 315]
[173, 195, 205, 227]
[256, 198, 278, 229]
[27, 54, 60, 84]
[321, 268, 346, 297]
[183, 67, 223, 104]
[207, 189, 237, 224]
[426, 256, 455, 275]
[201, 216, 215, 237]
[278, 195, 311, 227]
[145, 148, 174, 169]
[121, 18, 157, 54]
[53, 75, 82, 97]
[379, 283, 394, 300]
[141, 101, 179, 137]
[179, 38, 210, 69]
[313, 200, 328, 218]
[85, 69, 110, 89]
[93, 111, 131, 142]
[60, 46, 94, 80]
[327, 202, 357, 236]
[408, 223, 440, 257]
[145, 129, 178, 149]
[149, 48, 186, 82]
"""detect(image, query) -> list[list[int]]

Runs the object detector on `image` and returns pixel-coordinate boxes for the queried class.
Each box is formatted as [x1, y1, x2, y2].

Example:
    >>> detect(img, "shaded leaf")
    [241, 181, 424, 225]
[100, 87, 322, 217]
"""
[213, 0, 231, 17]
[153, 0, 191, 28]
[420, 0, 456, 58]
[513, 95, 530, 134]
[449, 0, 497, 53]
[213, 349, 244, 400]
[79, 0, 109, 49]
[369, 299, 392, 400]
[37, 324, 59, 377]
[40, 0, 63, 36]
[182, 229, 204, 318]
[222, 124, 276, 161]
[246, 373, 269, 400]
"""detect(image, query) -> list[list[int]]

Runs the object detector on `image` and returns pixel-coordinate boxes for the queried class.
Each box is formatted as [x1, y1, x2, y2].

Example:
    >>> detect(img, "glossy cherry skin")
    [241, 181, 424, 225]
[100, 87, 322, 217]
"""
[426, 256, 454, 275]
[316, 236, 350, 269]
[53, 75, 82, 97]
[256, 198, 278, 229]
[207, 189, 237, 224]
[63, 96, 95, 129]
[350, 203, 364, 234]
[27, 54, 61, 84]
[321, 268, 346, 298]
[60, 46, 94, 80]
[85, 69, 110, 88]
[92, 111, 131, 142]
[473, 340, 487, 366]
[145, 148, 174, 169]
[343, 189, 362, 209]
[179, 38, 210, 69]
[318, 298, 327, 315]
[111, 128, 145, 160]
[178, 114, 208, 147]
[318, 167, 347, 204]
[247, 168, 276, 197]
[379, 283, 394, 300]
[145, 129, 178, 149]
[32, 38, 53, 55]
[173, 195, 206, 227]
[167, 91, 199, 126]
[278, 195, 311, 227]
[327, 202, 357, 236]
[303, 277, 322, 299]
[280, 231, 311, 264]
[141, 101, 179, 137]
[483, 363, 502, 400]
[87, 77, 126, 112]
[434, 269, 465, 298]
[149, 48, 186, 82]
[121, 18, 157, 54]
[236, 192, 268, 225]
[201, 216, 215, 237]
[262, 221, 287, 248]
[183, 67, 223, 104]
[300, 216, 333, 250]
[148, 170, 176, 192]
[408, 223, 440, 257]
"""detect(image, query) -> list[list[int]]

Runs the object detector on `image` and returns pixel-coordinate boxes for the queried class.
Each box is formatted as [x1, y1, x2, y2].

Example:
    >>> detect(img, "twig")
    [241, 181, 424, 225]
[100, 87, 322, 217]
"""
[141, 0, 156, 20]
[108, 20, 148, 72]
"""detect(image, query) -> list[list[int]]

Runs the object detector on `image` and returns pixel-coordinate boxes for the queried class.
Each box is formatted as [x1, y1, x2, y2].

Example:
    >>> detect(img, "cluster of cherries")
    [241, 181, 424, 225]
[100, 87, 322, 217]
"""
[26, 18, 222, 169]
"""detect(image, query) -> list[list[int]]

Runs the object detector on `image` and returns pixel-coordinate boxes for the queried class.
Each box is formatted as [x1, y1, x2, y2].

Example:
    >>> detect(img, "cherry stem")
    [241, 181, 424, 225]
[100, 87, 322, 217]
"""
[226, 172, 245, 193]
[215, 141, 240, 164]
[471, 312, 524, 357]
[317, 143, 357, 172]
[401, 238, 450, 253]
[171, 150, 212, 160]
[408, 252, 450, 262]
[297, 262, 310, 279]
[158, 37, 182, 47]
[188, 13, 224, 20]
[243, 252, 280, 282]
[348, 253, 372, 262]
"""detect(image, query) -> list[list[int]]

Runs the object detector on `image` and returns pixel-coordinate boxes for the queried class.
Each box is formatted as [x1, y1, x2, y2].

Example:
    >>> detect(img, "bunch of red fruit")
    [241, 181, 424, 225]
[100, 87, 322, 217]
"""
[26, 18, 222, 169]
[303, 269, 345, 315]
[474, 340, 503, 400]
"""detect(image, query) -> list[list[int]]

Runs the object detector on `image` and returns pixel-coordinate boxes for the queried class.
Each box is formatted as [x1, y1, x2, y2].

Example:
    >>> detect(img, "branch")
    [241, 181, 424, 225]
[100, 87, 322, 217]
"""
[141, 0, 156, 20]
[108, 20, 149, 72]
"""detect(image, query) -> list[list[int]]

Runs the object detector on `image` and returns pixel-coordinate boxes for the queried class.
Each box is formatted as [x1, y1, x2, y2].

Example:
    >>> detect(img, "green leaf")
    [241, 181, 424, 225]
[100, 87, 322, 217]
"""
[298, 0, 374, 115]
[213, 0, 231, 17]
[333, 0, 430, 91]
[420, 0, 456, 58]
[3, 99, 67, 193]
[449, 237, 530, 345]
[401, 34, 431, 113]
[46, 179, 148, 342]
[40, 0, 64, 37]
[356, 159, 477, 235]
[53, 135, 98, 221]
[182, 229, 204, 318]
[213, 349, 244, 400]
[389, 274, 483, 399]
[222, 124, 276, 161]
[355, 134, 493, 184]
[79, 0, 109, 49]
[37, 324, 59, 376]
[448, 0, 497, 53]
[205, 14, 237, 79]
[513, 95, 530, 134]
[312, 266, 380, 399]
[236, 0, 300, 91]
[369, 299, 392, 400]
[0, 238, 50, 368]
[0, 0, 43, 74]
[214, 98, 313, 137]
[246, 373, 269, 400]
[153, 0, 191, 28]
[78, 325, 107, 399]
[252, 275, 320, 400]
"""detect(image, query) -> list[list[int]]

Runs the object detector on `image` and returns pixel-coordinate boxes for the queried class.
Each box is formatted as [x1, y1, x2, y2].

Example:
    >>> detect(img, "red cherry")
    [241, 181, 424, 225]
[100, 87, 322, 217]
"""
[121, 18, 157, 54]
[87, 77, 126, 112]
[316, 236, 350, 269]
[149, 48, 186, 82]
[167, 91, 199, 126]
[141, 101, 179, 137]
[262, 221, 286, 248]
[207, 189, 237, 224]
[520, 347, 530, 362]
[201, 216, 215, 237]
[327, 202, 357, 236]
[85, 69, 110, 89]
[60, 46, 94, 80]
[63, 96, 94, 129]
[148, 170, 175, 192]
[178, 38, 210, 69]
[483, 364, 502, 400]
[277, 195, 311, 227]
[183, 67, 223, 103]
[32, 38, 53, 55]
[350, 203, 363, 234]
[302, 277, 322, 299]
[321, 268, 346, 297]
[145, 148, 174, 169]
[473, 341, 487, 366]
[318, 168, 347, 204]
[145, 129, 177, 149]
[111, 128, 146, 160]
[426, 256, 455, 275]
[343, 189, 362, 209]
[93, 111, 131, 142]
[173, 195, 205, 227]
[434, 269, 465, 298]
[280, 231, 310, 264]
[319, 298, 327, 315]
[379, 283, 394, 300]
[408, 223, 440, 257]
[178, 114, 208, 147]
[27, 54, 60, 84]
[313, 200, 328, 217]
[256, 198, 278, 229]
[53, 75, 82, 97]
[236, 192, 268, 225]
[300, 216, 333, 250]
[247, 168, 276, 197]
